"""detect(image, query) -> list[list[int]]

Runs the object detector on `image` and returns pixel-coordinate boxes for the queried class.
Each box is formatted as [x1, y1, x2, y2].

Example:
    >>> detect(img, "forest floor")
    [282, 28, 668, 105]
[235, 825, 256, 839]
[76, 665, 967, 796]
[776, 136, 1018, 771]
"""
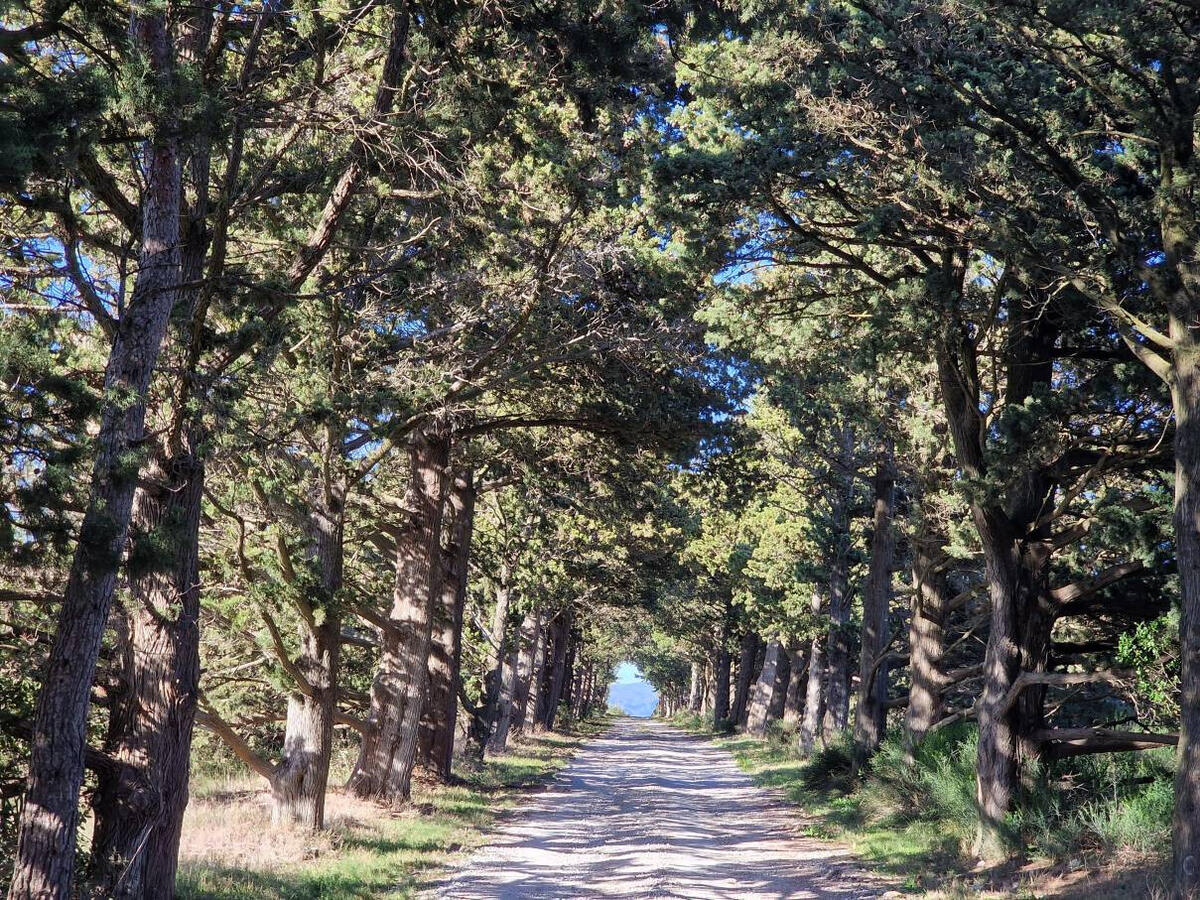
[433, 717, 888, 898]
[676, 719, 1167, 899]
[175, 719, 608, 899]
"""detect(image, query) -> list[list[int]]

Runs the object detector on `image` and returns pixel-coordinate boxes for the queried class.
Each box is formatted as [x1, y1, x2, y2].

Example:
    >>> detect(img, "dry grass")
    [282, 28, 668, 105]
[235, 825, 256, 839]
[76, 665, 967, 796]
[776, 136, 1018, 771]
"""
[175, 722, 608, 899]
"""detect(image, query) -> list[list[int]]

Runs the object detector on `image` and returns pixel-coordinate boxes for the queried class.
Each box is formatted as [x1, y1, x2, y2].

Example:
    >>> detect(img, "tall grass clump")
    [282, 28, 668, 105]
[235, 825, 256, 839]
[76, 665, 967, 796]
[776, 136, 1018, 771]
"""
[858, 723, 980, 850]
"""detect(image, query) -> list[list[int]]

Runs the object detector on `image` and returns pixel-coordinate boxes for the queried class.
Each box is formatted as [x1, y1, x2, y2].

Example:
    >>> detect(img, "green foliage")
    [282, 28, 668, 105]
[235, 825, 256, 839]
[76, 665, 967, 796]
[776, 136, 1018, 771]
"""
[1117, 611, 1181, 725]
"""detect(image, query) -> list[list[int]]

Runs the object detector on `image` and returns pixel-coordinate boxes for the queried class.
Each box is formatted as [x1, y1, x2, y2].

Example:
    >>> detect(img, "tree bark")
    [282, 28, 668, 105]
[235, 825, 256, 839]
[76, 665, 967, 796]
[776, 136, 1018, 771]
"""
[1175, 332, 1200, 898]
[853, 454, 897, 771]
[823, 468, 854, 740]
[799, 611, 826, 755]
[712, 645, 732, 727]
[939, 316, 1057, 858]
[782, 645, 807, 726]
[746, 639, 785, 737]
[272, 489, 345, 828]
[8, 9, 181, 894]
[539, 608, 573, 730]
[904, 532, 952, 755]
[688, 662, 703, 712]
[730, 630, 760, 727]
[483, 574, 515, 752]
[348, 421, 449, 804]
[510, 608, 542, 736]
[88, 451, 203, 899]
[418, 469, 475, 779]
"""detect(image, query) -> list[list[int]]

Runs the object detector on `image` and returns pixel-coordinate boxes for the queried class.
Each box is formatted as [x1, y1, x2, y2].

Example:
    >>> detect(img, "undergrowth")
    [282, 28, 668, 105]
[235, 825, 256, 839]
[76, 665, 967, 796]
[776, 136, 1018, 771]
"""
[672, 712, 1171, 894]
[175, 718, 608, 899]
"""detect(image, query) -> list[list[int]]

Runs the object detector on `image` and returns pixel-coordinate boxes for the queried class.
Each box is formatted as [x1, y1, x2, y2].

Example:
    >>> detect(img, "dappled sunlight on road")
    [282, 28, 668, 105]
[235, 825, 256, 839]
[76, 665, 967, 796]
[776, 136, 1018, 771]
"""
[434, 719, 882, 899]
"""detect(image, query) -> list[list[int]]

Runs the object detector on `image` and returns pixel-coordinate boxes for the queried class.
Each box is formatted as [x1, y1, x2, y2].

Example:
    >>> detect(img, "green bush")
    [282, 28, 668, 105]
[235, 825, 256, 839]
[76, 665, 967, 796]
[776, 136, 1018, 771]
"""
[859, 724, 979, 849]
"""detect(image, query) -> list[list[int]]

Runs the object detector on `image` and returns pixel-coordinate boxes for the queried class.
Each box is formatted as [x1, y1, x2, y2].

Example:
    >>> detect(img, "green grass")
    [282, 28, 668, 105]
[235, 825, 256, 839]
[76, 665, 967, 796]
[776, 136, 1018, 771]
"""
[177, 720, 609, 900]
[671, 713, 1171, 896]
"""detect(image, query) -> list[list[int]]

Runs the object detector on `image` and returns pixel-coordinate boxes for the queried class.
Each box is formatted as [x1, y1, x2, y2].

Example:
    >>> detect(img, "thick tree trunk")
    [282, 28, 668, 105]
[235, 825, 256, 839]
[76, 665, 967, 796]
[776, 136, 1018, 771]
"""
[525, 614, 549, 729]
[782, 645, 807, 725]
[904, 533, 952, 754]
[1174, 328, 1200, 898]
[853, 455, 896, 771]
[539, 608, 573, 730]
[8, 11, 181, 893]
[688, 662, 703, 712]
[746, 640, 785, 737]
[489, 638, 519, 753]
[799, 636, 825, 755]
[348, 423, 449, 804]
[483, 574, 515, 751]
[712, 646, 732, 726]
[823, 504, 853, 739]
[935, 302, 1057, 860]
[767, 645, 791, 721]
[88, 451, 204, 899]
[272, 616, 340, 828]
[510, 609, 541, 736]
[272, 491, 344, 828]
[418, 471, 475, 779]
[730, 630, 760, 727]
[971, 511, 1025, 859]
[561, 631, 579, 713]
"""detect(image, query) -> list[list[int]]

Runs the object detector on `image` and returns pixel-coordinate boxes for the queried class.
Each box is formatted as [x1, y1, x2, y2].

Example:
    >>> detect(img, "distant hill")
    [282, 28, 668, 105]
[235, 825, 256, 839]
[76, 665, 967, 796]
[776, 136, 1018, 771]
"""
[607, 680, 658, 717]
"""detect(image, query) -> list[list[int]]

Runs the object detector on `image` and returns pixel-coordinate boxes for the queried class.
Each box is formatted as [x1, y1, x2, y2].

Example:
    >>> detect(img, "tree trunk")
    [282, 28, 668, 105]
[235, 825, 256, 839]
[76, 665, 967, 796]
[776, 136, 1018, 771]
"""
[730, 630, 760, 727]
[853, 454, 897, 771]
[348, 422, 449, 804]
[483, 575, 515, 752]
[904, 533, 952, 755]
[489, 638, 519, 753]
[1174, 326, 1200, 898]
[823, 513, 853, 739]
[746, 640, 785, 737]
[782, 645, 807, 726]
[272, 614, 340, 828]
[688, 662, 703, 712]
[799, 635, 826, 755]
[768, 645, 791, 721]
[561, 628, 579, 713]
[272, 489, 344, 828]
[539, 608, 573, 730]
[510, 608, 542, 736]
[8, 10, 181, 893]
[712, 646, 732, 727]
[88, 451, 204, 899]
[418, 470, 475, 779]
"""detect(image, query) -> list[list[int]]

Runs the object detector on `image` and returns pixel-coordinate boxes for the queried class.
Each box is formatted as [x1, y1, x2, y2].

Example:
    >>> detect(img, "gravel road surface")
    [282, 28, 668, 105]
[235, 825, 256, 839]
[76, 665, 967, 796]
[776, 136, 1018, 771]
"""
[435, 718, 885, 899]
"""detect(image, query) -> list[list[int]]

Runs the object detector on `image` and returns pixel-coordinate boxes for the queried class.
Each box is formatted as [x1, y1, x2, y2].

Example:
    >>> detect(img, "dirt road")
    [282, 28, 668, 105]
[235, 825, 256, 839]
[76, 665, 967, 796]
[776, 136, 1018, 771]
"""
[435, 718, 884, 899]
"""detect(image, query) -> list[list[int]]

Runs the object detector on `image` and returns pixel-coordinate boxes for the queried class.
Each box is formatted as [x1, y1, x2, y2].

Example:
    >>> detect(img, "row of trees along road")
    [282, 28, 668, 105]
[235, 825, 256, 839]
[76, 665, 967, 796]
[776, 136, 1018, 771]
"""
[2, 0, 1200, 898]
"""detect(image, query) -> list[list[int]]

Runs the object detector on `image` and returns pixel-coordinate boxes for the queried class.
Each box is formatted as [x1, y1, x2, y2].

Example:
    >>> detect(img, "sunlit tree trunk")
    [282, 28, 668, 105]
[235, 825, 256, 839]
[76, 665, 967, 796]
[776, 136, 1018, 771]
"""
[89, 451, 204, 898]
[419, 469, 475, 779]
[1173, 305, 1200, 899]
[483, 572, 515, 751]
[799, 586, 826, 755]
[8, 12, 181, 895]
[348, 422, 449, 804]
[746, 639, 785, 737]
[511, 608, 542, 736]
[688, 662, 703, 712]
[904, 532, 952, 756]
